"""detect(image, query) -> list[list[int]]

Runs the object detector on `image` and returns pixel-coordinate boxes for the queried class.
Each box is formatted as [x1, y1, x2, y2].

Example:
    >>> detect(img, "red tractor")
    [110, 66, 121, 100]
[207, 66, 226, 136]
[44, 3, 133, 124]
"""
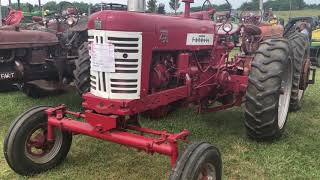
[3, 0, 315, 179]
[0, 2, 89, 96]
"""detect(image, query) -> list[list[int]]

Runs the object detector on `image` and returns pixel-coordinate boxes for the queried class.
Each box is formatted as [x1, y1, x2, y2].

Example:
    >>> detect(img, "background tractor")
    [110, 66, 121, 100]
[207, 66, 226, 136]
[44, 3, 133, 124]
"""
[284, 16, 320, 67]
[3, 0, 315, 179]
[238, 8, 315, 111]
[0, 2, 129, 97]
[0, 1, 88, 98]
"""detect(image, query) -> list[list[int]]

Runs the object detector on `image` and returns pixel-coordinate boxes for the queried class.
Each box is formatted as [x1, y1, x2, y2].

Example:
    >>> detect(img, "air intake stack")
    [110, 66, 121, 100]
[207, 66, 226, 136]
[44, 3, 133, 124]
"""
[127, 0, 146, 12]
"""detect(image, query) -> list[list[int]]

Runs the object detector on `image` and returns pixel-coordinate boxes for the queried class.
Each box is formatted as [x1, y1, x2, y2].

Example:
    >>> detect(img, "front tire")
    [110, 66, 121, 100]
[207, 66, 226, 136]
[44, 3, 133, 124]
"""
[244, 39, 293, 141]
[3, 106, 72, 176]
[169, 142, 222, 180]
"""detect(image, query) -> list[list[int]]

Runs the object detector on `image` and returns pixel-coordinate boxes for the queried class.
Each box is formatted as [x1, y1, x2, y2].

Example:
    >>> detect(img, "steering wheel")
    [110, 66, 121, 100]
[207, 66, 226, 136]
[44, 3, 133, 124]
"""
[202, 0, 213, 11]
[240, 8, 263, 25]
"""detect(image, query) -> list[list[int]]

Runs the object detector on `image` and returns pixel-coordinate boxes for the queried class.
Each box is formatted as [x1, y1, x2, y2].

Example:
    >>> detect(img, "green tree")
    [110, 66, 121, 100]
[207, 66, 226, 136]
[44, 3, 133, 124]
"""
[169, 0, 180, 14]
[43, 1, 58, 12]
[217, 3, 232, 11]
[147, 0, 157, 13]
[157, 3, 166, 14]
[72, 2, 90, 14]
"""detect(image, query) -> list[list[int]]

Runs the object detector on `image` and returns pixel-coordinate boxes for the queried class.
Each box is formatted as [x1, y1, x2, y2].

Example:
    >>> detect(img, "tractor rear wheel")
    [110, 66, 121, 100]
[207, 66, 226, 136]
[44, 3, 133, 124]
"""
[74, 42, 91, 95]
[244, 38, 293, 141]
[287, 32, 310, 111]
[3, 106, 72, 176]
[169, 142, 222, 180]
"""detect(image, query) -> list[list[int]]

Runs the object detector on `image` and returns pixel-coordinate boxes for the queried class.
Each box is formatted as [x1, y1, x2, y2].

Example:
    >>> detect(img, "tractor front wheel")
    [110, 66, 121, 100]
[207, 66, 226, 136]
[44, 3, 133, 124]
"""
[169, 142, 222, 180]
[3, 106, 72, 176]
[244, 38, 293, 141]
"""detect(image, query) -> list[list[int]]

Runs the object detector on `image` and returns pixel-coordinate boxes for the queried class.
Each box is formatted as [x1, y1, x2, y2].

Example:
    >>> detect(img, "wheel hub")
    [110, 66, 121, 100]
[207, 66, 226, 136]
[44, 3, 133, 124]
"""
[25, 124, 63, 164]
[198, 163, 216, 180]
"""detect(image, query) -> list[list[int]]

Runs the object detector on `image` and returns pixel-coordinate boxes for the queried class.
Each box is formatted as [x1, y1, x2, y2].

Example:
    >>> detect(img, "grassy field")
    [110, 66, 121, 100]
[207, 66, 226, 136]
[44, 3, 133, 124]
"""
[0, 72, 320, 179]
[1, 9, 320, 180]
[276, 9, 320, 21]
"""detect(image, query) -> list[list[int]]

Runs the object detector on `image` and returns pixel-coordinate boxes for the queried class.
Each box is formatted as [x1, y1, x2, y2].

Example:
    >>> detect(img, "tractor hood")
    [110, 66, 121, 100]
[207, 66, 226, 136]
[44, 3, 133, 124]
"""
[88, 10, 216, 34]
[0, 29, 58, 49]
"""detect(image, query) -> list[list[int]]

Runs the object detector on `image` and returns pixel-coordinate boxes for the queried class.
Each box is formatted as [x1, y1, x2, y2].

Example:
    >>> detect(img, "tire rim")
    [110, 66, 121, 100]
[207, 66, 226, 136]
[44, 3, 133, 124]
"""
[197, 163, 216, 180]
[24, 123, 63, 164]
[278, 59, 293, 129]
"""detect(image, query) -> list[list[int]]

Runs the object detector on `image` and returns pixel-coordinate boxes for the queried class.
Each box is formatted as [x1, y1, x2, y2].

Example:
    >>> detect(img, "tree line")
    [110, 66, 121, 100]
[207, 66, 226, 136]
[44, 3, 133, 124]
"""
[2, 0, 320, 16]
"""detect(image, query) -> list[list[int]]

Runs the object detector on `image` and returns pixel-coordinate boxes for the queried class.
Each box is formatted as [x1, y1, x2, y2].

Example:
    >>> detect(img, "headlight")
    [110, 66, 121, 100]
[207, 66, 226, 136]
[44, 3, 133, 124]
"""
[67, 17, 76, 26]
[223, 23, 233, 33]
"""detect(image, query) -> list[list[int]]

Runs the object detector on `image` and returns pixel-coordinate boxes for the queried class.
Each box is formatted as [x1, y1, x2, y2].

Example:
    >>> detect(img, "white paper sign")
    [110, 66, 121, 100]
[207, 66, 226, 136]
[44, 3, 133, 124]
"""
[90, 43, 116, 72]
[186, 33, 214, 46]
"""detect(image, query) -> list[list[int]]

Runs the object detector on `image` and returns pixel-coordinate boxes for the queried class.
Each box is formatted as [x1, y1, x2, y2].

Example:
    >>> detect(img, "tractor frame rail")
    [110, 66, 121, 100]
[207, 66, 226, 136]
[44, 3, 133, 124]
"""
[46, 105, 189, 167]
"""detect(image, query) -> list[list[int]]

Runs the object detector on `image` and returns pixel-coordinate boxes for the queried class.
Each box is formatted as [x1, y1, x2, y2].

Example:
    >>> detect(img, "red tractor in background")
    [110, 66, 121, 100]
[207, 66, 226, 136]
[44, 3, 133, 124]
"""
[0, 1, 89, 97]
[238, 9, 315, 111]
[3, 0, 314, 179]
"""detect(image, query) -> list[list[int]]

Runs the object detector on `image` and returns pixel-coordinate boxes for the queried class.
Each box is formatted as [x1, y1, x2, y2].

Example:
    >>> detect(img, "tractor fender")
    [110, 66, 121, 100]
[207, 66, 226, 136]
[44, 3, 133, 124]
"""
[260, 24, 284, 40]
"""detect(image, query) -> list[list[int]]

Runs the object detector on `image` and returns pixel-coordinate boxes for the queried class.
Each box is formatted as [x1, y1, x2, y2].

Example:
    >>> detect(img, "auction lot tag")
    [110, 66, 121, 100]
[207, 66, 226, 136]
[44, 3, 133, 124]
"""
[90, 43, 115, 72]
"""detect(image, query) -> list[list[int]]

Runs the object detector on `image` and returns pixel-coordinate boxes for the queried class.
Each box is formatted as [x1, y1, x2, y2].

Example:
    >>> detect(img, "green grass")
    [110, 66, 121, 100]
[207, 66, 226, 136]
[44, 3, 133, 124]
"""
[1, 69, 320, 179]
[1, 10, 320, 179]
[277, 9, 320, 19]
[276, 9, 320, 24]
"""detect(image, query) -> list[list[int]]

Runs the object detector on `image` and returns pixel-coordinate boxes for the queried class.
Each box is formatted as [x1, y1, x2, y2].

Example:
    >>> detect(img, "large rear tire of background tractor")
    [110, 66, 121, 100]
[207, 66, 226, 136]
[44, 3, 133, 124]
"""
[169, 142, 222, 180]
[287, 32, 310, 111]
[74, 42, 91, 95]
[316, 54, 320, 67]
[3, 106, 72, 176]
[244, 39, 293, 141]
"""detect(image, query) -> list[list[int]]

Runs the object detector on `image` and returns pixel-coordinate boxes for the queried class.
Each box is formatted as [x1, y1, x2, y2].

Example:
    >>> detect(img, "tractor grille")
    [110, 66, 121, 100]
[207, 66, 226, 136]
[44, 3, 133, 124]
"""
[88, 30, 142, 99]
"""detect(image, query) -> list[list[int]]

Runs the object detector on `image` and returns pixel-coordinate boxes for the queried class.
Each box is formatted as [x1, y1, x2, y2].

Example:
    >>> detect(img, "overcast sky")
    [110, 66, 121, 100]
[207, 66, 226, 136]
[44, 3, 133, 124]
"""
[3, 0, 319, 9]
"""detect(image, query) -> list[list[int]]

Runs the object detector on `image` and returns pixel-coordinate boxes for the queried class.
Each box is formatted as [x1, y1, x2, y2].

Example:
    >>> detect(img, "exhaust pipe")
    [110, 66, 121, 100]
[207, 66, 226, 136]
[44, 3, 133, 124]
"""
[127, 0, 146, 12]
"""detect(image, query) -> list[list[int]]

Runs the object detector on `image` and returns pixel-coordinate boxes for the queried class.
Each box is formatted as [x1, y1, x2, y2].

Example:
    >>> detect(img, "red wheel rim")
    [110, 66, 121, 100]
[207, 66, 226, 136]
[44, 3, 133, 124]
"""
[198, 163, 216, 180]
[24, 123, 63, 164]
[25, 124, 54, 157]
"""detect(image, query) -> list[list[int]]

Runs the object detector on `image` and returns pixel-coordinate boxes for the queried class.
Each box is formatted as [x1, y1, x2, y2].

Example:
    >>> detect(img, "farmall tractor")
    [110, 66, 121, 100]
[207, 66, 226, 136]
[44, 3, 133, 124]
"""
[0, 1, 89, 97]
[3, 0, 315, 179]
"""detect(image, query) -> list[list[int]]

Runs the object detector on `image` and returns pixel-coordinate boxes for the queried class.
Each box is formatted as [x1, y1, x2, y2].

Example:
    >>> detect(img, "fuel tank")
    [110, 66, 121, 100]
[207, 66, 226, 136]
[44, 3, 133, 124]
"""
[0, 29, 58, 49]
[88, 11, 216, 50]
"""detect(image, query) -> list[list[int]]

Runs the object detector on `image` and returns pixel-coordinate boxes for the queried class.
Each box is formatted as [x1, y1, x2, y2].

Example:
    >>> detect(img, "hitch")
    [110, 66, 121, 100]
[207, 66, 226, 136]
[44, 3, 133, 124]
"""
[46, 105, 189, 167]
